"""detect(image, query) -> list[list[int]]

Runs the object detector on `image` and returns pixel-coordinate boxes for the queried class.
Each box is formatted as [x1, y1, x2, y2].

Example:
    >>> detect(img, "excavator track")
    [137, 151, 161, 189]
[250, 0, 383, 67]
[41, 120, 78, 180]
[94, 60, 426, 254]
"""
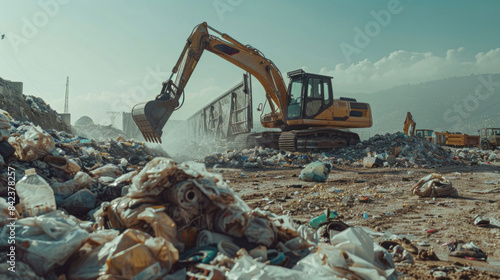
[278, 132, 297, 152]
[278, 129, 360, 152]
[232, 133, 250, 150]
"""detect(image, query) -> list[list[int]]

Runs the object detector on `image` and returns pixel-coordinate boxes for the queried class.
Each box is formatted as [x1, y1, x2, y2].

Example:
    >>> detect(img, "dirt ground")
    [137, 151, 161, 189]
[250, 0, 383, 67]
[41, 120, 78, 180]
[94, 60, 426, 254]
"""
[210, 162, 500, 279]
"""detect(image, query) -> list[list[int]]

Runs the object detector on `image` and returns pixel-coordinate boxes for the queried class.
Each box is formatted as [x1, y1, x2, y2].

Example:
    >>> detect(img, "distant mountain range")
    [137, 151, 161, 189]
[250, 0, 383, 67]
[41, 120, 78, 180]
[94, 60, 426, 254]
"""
[344, 74, 500, 137]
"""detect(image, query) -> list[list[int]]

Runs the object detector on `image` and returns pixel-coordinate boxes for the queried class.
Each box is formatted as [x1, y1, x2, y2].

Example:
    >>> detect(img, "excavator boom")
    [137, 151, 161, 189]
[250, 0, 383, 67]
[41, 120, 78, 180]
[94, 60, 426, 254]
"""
[132, 22, 287, 143]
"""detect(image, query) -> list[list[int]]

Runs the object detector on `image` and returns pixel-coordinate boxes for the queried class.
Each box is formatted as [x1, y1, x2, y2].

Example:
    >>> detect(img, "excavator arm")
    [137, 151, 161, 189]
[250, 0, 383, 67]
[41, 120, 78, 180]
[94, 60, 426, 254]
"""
[403, 112, 416, 136]
[132, 22, 288, 143]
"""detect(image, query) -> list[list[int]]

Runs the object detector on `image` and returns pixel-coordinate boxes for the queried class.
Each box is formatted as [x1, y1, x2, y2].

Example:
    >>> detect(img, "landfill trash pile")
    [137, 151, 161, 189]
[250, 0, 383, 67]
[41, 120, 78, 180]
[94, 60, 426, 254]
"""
[25, 95, 60, 116]
[453, 147, 499, 164]
[72, 120, 128, 141]
[0, 108, 404, 279]
[329, 132, 459, 168]
[0, 153, 401, 279]
[201, 145, 352, 169]
[0, 110, 169, 214]
[200, 132, 479, 169]
[0, 77, 69, 132]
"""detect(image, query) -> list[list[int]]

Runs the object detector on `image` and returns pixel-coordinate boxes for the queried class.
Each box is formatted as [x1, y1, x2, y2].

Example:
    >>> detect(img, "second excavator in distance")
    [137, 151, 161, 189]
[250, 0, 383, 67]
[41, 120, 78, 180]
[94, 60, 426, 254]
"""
[132, 22, 373, 152]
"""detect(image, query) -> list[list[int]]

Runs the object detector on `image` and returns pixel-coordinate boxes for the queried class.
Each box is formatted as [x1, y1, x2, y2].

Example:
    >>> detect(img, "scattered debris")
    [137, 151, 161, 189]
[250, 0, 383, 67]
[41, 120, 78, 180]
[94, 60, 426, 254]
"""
[474, 215, 490, 227]
[411, 173, 458, 197]
[447, 240, 488, 261]
[299, 161, 331, 182]
[363, 156, 384, 168]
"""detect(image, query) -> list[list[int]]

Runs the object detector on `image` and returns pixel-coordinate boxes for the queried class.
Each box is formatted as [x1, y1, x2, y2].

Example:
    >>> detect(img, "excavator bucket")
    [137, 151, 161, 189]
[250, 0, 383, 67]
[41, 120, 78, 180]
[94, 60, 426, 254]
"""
[131, 99, 179, 143]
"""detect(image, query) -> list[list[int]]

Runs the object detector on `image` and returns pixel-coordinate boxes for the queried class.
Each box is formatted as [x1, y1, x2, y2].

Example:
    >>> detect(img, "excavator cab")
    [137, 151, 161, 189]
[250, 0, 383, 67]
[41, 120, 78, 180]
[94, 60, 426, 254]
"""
[131, 79, 180, 143]
[286, 69, 333, 120]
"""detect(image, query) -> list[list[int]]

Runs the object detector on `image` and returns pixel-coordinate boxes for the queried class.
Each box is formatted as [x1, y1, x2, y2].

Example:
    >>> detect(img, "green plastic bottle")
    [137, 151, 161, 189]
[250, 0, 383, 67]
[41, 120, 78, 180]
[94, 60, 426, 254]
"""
[309, 209, 338, 229]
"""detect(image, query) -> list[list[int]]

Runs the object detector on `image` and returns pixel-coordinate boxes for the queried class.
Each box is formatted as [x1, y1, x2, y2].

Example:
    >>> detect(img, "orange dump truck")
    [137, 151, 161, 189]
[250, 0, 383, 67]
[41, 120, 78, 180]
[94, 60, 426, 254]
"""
[434, 132, 480, 147]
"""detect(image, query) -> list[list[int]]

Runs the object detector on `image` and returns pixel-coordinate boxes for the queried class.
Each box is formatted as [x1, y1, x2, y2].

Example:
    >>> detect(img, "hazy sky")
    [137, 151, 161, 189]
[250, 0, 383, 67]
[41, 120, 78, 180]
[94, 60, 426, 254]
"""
[1, 0, 500, 125]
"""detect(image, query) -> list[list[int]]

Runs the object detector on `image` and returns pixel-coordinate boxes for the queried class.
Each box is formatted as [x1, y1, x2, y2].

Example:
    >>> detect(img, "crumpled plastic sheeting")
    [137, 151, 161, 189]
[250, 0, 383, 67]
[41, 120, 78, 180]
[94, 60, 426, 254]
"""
[227, 255, 332, 280]
[0, 109, 11, 141]
[296, 224, 318, 247]
[138, 207, 184, 251]
[244, 217, 277, 247]
[90, 164, 123, 178]
[410, 173, 458, 197]
[68, 229, 179, 280]
[329, 227, 396, 279]
[299, 161, 331, 182]
[0, 197, 19, 227]
[94, 196, 160, 231]
[0, 259, 44, 280]
[214, 207, 250, 239]
[8, 124, 55, 161]
[251, 208, 299, 242]
[295, 227, 397, 280]
[128, 157, 179, 198]
[0, 210, 90, 276]
[66, 229, 120, 279]
[0, 109, 11, 129]
[228, 227, 397, 280]
[111, 170, 138, 186]
[51, 171, 93, 197]
[241, 208, 300, 247]
[129, 158, 250, 212]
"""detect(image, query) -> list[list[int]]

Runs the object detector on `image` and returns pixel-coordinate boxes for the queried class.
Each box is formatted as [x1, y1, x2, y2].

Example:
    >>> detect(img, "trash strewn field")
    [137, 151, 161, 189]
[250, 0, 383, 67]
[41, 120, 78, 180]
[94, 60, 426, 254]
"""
[1, 109, 500, 279]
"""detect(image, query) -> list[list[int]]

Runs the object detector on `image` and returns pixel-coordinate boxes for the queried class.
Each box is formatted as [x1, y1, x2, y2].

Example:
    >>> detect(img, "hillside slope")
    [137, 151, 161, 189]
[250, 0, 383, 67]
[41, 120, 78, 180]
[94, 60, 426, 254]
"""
[0, 77, 70, 132]
[345, 74, 500, 135]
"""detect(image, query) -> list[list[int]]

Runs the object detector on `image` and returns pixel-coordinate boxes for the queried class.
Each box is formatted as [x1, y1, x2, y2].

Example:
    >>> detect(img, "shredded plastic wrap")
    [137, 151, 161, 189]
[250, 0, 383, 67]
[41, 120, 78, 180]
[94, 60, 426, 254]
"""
[8, 124, 55, 161]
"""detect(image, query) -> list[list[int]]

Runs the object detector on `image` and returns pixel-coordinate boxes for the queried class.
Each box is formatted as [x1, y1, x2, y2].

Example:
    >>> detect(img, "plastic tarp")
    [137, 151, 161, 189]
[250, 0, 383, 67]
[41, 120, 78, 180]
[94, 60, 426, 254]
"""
[227, 227, 397, 280]
[0, 210, 90, 275]
[299, 161, 331, 182]
[411, 173, 458, 197]
[0, 109, 11, 141]
[90, 164, 123, 178]
[8, 124, 55, 161]
[68, 229, 178, 280]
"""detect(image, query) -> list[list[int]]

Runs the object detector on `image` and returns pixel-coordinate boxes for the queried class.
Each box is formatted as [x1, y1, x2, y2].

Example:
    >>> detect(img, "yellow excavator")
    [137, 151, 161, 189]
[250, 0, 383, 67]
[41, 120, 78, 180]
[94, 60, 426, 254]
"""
[403, 112, 416, 137]
[132, 22, 372, 152]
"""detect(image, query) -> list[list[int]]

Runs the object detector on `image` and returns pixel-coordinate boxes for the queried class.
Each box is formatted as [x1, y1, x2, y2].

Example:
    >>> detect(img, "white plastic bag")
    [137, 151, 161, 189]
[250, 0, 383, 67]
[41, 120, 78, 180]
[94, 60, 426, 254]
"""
[299, 161, 331, 182]
[8, 124, 55, 161]
[0, 210, 89, 275]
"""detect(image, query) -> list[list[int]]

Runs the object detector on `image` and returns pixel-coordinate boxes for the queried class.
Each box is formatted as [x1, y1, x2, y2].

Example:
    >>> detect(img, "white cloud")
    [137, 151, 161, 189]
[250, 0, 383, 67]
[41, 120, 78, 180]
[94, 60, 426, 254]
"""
[320, 47, 500, 93]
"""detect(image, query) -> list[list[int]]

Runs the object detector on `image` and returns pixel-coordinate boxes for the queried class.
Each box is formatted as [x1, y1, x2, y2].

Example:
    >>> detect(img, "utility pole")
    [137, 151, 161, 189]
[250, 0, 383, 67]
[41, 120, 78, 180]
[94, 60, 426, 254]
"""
[64, 76, 69, 113]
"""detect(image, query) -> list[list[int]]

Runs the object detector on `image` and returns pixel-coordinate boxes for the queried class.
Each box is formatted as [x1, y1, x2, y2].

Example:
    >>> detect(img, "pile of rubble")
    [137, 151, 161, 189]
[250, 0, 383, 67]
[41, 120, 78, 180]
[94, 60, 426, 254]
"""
[453, 147, 498, 163]
[329, 132, 459, 168]
[0, 110, 169, 215]
[72, 116, 128, 141]
[201, 132, 499, 169]
[0, 77, 69, 132]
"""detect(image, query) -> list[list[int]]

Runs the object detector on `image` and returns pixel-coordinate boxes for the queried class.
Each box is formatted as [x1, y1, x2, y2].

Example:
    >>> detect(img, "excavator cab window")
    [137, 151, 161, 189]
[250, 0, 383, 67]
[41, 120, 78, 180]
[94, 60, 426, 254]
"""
[305, 77, 332, 117]
[287, 78, 303, 119]
[287, 74, 334, 119]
